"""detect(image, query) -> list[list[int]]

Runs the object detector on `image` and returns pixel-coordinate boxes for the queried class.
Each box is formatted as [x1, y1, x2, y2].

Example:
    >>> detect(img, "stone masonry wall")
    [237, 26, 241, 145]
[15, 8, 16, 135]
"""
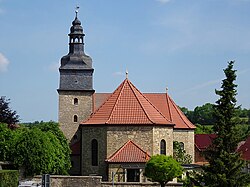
[58, 91, 93, 141]
[81, 126, 108, 179]
[173, 129, 195, 162]
[33, 176, 182, 187]
[106, 126, 154, 158]
[152, 126, 173, 156]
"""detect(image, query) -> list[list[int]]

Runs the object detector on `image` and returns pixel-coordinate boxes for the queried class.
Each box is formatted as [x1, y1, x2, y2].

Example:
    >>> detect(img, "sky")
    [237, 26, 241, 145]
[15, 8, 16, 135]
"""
[0, 0, 250, 123]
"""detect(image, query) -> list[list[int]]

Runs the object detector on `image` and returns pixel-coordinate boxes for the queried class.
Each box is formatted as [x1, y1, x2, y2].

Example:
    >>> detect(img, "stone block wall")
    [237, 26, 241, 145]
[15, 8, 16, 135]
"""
[106, 126, 153, 157]
[58, 91, 93, 140]
[152, 126, 173, 155]
[33, 175, 102, 187]
[81, 126, 108, 179]
[173, 129, 195, 162]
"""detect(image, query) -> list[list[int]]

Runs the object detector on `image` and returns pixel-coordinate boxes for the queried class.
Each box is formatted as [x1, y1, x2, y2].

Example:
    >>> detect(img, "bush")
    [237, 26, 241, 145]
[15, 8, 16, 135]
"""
[0, 170, 19, 187]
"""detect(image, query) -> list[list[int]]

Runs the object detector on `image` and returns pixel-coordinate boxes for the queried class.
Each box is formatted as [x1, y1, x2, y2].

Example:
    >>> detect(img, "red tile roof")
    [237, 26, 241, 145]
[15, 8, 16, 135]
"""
[106, 140, 150, 163]
[144, 93, 195, 129]
[237, 136, 250, 160]
[82, 79, 173, 125]
[195, 134, 216, 150]
[93, 92, 195, 129]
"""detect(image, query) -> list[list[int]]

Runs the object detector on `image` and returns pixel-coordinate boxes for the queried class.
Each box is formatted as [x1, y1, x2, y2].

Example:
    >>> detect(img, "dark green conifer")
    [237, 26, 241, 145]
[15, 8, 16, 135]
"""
[202, 61, 250, 187]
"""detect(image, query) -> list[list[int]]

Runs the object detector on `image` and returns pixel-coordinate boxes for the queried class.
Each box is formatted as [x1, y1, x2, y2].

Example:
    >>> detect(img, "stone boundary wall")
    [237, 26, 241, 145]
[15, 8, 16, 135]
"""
[33, 175, 183, 187]
[33, 175, 102, 187]
[102, 182, 183, 187]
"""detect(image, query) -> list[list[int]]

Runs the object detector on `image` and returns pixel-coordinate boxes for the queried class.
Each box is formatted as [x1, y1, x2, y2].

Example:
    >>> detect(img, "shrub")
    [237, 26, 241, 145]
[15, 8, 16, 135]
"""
[0, 170, 19, 187]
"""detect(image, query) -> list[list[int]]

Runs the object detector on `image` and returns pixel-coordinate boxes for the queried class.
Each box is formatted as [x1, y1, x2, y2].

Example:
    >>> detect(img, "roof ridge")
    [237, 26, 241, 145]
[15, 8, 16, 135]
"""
[106, 140, 132, 161]
[165, 93, 173, 122]
[106, 140, 150, 162]
[81, 81, 125, 124]
[128, 80, 172, 124]
[106, 79, 127, 124]
[127, 80, 154, 124]
[168, 96, 194, 129]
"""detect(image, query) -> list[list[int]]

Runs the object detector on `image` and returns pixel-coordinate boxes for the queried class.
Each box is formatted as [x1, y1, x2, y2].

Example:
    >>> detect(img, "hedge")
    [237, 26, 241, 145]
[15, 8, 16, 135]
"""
[0, 170, 19, 187]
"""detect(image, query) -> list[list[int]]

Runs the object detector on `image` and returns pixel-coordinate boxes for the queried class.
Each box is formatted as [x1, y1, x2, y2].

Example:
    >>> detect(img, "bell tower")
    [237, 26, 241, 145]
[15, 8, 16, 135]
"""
[58, 8, 94, 141]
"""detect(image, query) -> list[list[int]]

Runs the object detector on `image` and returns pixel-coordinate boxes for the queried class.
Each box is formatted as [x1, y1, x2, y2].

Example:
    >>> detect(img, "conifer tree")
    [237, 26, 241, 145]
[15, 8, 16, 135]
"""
[202, 61, 250, 187]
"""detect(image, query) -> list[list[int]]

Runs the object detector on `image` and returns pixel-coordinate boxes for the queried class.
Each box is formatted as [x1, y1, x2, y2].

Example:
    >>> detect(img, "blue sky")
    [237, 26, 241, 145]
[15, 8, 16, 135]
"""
[0, 0, 250, 122]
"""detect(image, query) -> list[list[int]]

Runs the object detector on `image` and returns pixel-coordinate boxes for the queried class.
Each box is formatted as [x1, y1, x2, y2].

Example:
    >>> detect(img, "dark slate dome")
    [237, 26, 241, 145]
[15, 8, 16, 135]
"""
[70, 17, 83, 34]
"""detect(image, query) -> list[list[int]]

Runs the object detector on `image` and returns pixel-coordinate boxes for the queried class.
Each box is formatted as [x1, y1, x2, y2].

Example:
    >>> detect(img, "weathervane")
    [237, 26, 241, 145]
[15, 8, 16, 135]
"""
[75, 5, 80, 17]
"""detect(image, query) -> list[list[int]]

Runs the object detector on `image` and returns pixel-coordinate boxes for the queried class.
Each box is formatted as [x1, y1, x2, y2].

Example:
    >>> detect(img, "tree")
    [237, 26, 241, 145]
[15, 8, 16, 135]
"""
[173, 141, 192, 164]
[0, 123, 15, 161]
[144, 155, 183, 187]
[193, 103, 216, 125]
[202, 61, 250, 186]
[0, 122, 71, 176]
[0, 96, 19, 124]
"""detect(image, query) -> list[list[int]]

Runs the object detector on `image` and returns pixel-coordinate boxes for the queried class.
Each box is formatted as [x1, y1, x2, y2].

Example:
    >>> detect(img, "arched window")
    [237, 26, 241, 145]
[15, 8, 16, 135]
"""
[74, 98, 78, 105]
[92, 139, 98, 166]
[160, 139, 166, 155]
[180, 142, 184, 150]
[73, 115, 78, 122]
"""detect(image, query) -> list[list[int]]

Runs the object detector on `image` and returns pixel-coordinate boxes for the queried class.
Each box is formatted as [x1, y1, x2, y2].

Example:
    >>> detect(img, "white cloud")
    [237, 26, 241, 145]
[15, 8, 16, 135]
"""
[155, 0, 171, 3]
[0, 53, 10, 72]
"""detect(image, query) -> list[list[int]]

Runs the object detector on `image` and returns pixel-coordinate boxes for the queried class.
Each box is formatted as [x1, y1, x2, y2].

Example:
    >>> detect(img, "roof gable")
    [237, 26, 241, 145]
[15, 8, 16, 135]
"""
[82, 79, 173, 125]
[106, 140, 150, 163]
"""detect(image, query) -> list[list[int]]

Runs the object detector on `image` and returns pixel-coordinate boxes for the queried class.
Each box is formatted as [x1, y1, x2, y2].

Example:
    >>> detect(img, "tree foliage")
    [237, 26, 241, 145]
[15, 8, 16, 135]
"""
[144, 155, 183, 187]
[173, 141, 192, 164]
[0, 97, 19, 124]
[0, 122, 71, 177]
[201, 61, 250, 186]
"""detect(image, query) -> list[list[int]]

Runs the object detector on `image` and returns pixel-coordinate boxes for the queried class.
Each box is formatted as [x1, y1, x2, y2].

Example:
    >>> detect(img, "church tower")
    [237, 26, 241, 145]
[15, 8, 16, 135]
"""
[58, 9, 94, 141]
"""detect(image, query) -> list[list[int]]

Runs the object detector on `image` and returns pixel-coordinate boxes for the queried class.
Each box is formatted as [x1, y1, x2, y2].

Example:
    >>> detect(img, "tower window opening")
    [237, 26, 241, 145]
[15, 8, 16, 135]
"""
[75, 37, 79, 43]
[92, 139, 98, 166]
[74, 98, 78, 105]
[160, 139, 166, 155]
[73, 115, 78, 122]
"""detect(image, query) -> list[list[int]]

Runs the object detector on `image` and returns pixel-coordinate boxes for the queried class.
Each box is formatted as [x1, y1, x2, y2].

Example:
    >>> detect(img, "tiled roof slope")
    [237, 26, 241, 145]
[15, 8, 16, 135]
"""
[106, 140, 150, 163]
[195, 134, 216, 150]
[237, 136, 250, 160]
[144, 93, 195, 129]
[82, 79, 173, 125]
[93, 92, 195, 129]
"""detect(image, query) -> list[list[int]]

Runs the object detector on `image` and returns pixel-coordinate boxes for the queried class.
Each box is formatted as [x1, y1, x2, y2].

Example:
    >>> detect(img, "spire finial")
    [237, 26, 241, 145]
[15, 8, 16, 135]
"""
[126, 69, 129, 79]
[75, 5, 80, 17]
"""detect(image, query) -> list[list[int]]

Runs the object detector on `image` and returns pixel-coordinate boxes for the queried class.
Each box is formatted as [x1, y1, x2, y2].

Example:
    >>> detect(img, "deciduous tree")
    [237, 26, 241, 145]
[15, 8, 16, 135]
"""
[144, 155, 183, 187]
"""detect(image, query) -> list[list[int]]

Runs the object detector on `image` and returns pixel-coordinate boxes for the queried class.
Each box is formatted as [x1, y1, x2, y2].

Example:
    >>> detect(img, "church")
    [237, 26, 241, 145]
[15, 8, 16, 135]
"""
[57, 11, 196, 182]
